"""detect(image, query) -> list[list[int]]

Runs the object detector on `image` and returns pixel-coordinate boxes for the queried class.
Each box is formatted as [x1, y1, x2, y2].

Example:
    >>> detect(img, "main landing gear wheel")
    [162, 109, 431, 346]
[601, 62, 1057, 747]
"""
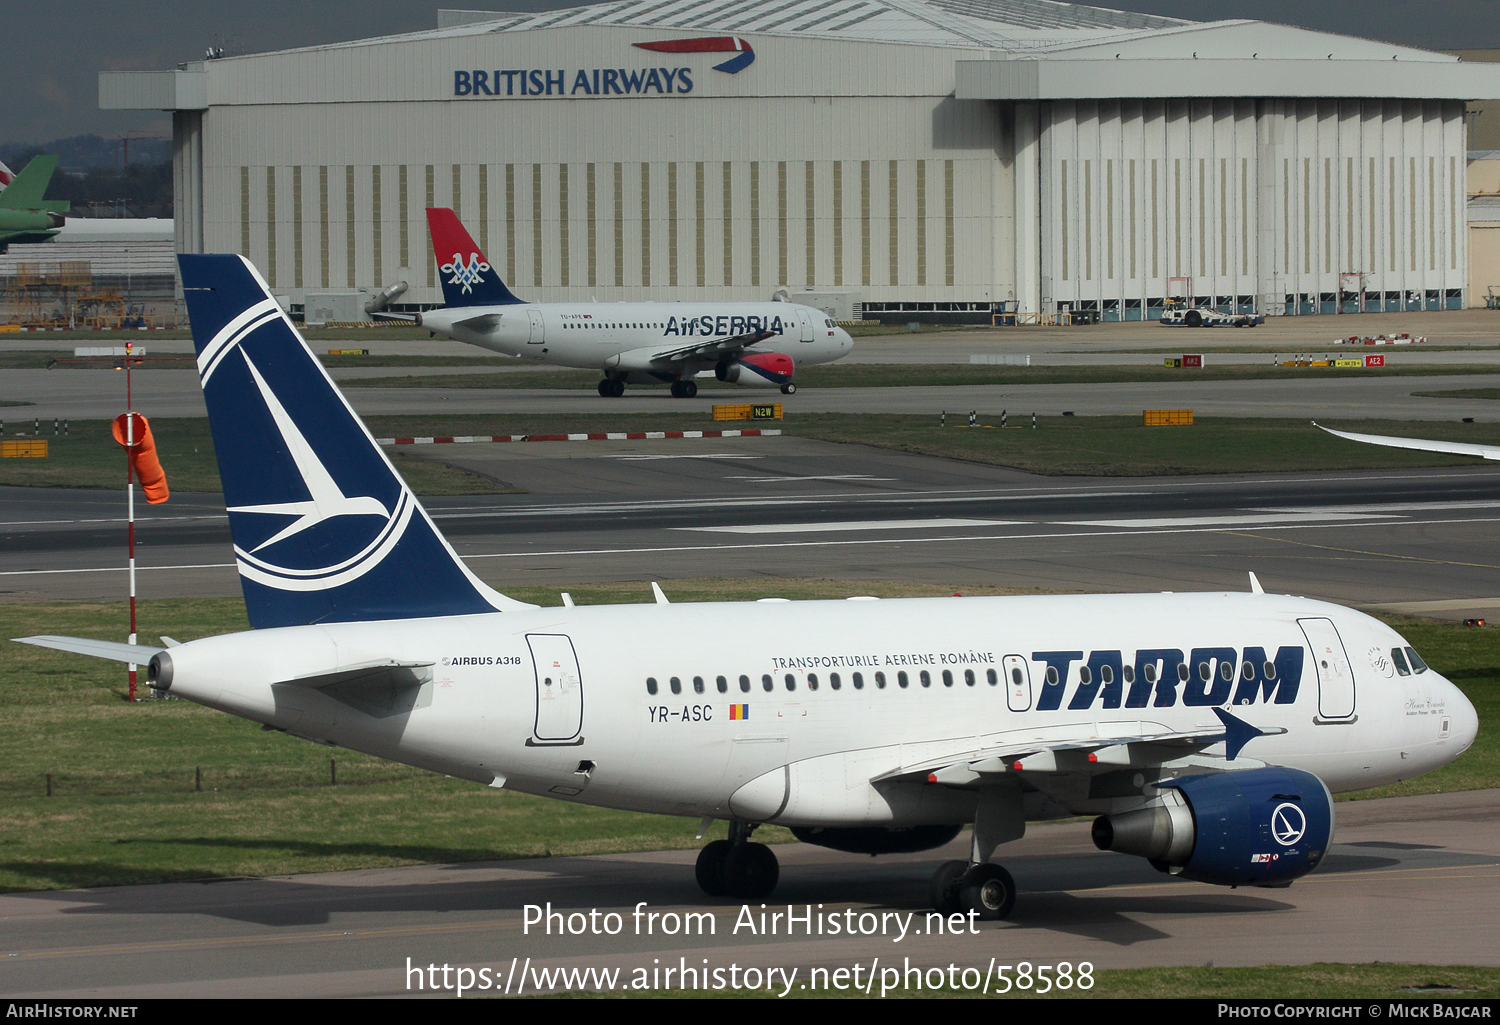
[780, 383, 797, 395]
[695, 839, 733, 896]
[696, 824, 780, 899]
[929, 859, 968, 917]
[670, 379, 698, 398]
[598, 378, 626, 397]
[722, 842, 779, 899]
[959, 863, 1016, 921]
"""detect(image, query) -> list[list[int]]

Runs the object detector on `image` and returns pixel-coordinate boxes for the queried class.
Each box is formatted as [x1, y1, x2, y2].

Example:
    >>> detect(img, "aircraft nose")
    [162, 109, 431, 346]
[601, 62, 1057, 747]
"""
[1447, 676, 1479, 756]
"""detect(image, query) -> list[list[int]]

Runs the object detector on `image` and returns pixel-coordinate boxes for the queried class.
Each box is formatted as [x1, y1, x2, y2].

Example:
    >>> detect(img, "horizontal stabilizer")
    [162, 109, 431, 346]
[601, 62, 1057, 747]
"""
[13, 634, 164, 663]
[278, 660, 436, 719]
[284, 659, 434, 691]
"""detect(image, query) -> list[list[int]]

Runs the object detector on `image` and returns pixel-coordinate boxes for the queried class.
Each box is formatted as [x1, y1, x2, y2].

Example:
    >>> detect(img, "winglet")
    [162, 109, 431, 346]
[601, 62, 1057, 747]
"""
[1248, 571, 1264, 594]
[651, 582, 670, 605]
[1213, 706, 1267, 760]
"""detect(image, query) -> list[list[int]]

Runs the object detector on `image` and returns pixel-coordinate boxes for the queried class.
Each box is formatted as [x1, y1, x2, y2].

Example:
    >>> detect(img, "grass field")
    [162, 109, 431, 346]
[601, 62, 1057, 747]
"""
[0, 581, 1494, 894]
[4, 414, 1498, 493]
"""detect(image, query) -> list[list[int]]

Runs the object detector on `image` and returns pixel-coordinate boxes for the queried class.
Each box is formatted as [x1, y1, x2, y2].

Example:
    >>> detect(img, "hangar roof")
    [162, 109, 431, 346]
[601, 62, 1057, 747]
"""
[421, 0, 1451, 60]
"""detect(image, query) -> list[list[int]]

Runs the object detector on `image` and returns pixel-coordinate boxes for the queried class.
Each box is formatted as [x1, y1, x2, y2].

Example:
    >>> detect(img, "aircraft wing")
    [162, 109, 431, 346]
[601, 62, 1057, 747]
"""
[873, 708, 1283, 786]
[645, 328, 778, 365]
[1315, 422, 1500, 461]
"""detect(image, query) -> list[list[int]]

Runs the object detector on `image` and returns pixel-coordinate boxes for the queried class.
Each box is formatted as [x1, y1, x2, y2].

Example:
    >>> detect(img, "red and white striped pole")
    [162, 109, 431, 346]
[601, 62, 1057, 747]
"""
[125, 343, 137, 702]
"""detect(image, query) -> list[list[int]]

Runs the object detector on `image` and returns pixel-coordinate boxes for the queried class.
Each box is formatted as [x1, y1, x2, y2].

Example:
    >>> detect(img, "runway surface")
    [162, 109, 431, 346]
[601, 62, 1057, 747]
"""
[1, 789, 1495, 997]
[6, 437, 1500, 620]
[5, 365, 1500, 422]
[5, 313, 1499, 996]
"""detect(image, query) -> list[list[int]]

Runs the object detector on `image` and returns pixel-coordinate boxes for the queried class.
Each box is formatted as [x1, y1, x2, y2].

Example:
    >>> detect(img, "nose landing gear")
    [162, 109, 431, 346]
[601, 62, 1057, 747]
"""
[695, 821, 779, 899]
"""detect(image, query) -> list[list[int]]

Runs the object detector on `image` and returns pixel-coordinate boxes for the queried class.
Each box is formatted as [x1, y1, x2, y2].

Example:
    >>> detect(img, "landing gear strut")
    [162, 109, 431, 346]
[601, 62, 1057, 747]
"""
[695, 821, 779, 899]
[929, 784, 1024, 921]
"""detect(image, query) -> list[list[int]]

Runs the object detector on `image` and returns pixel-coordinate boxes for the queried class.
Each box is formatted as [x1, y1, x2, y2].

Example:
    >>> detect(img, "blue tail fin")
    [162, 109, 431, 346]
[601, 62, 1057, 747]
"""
[179, 254, 535, 629]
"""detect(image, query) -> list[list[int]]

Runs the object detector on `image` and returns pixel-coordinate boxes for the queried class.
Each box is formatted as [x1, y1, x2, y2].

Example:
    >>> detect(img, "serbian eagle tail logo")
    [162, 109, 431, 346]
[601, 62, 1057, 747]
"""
[634, 36, 755, 74]
[178, 254, 535, 629]
[426, 208, 525, 308]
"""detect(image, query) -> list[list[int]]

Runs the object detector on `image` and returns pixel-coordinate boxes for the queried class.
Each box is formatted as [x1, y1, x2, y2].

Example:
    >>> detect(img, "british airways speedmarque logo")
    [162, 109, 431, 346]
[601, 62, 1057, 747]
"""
[635, 36, 755, 74]
[441, 252, 491, 295]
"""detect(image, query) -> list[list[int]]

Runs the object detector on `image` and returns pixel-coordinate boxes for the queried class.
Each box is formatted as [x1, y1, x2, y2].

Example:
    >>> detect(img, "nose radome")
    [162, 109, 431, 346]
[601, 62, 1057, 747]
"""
[1449, 678, 1479, 755]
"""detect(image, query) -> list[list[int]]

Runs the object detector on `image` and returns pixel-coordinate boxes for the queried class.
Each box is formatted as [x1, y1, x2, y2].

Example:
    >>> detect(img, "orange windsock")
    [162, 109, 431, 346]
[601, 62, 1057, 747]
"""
[112, 412, 169, 504]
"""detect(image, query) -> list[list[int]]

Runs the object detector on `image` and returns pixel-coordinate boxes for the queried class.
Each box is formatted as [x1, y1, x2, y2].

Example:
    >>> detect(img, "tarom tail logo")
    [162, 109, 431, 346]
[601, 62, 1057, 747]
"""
[441, 252, 491, 294]
[634, 36, 755, 74]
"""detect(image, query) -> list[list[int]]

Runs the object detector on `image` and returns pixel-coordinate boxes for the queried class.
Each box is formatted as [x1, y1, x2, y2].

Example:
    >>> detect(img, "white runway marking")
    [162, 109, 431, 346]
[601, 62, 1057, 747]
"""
[723, 474, 898, 482]
[601, 453, 764, 461]
[1058, 511, 1403, 528]
[680, 518, 1021, 534]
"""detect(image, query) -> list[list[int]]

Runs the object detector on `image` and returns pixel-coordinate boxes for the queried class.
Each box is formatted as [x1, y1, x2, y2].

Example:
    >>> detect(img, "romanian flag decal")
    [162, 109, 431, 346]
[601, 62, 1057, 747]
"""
[729, 704, 749, 720]
[635, 37, 756, 75]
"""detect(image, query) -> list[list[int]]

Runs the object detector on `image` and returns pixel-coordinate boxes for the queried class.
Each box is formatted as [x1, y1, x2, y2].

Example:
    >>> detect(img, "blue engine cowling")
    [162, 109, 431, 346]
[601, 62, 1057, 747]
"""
[1091, 766, 1334, 888]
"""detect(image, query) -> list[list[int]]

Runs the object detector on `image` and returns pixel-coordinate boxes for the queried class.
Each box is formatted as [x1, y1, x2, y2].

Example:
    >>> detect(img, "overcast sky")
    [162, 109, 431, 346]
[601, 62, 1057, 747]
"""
[7, 1, 1499, 146]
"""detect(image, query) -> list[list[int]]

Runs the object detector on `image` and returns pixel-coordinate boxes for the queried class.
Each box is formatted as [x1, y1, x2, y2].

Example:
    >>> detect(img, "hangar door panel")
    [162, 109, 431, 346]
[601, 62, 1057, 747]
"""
[527, 633, 583, 742]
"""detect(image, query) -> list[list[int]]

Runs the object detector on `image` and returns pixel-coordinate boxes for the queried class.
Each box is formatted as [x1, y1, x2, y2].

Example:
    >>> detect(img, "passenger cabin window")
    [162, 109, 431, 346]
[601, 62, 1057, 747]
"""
[1122, 664, 1135, 684]
[762, 674, 774, 692]
[830, 673, 842, 690]
[920, 670, 932, 687]
[1100, 665, 1114, 685]
[941, 670, 953, 687]
[1078, 666, 1092, 685]
[670, 676, 682, 695]
[1220, 661, 1234, 682]
[784, 674, 796, 691]
[646, 677, 658, 695]
[853, 672, 865, 689]
[693, 676, 705, 694]
[965, 669, 976, 686]
[875, 672, 887, 688]
[898, 671, 909, 688]
[1177, 663, 1190, 683]
[716, 675, 728, 694]
[739, 674, 751, 692]
[807, 673, 819, 691]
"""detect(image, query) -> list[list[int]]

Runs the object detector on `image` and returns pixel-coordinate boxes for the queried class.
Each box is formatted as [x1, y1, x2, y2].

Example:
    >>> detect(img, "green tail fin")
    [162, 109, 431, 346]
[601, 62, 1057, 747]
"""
[0, 155, 66, 212]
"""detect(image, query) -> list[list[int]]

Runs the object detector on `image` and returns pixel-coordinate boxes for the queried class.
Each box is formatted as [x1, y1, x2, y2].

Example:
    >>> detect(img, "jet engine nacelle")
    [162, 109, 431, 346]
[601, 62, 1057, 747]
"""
[1091, 766, 1334, 888]
[716, 351, 793, 388]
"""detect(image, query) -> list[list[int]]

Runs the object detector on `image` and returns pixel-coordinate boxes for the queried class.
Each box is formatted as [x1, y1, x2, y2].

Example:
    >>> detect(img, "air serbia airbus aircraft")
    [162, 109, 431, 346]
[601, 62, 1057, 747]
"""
[17, 254, 1478, 919]
[409, 208, 852, 397]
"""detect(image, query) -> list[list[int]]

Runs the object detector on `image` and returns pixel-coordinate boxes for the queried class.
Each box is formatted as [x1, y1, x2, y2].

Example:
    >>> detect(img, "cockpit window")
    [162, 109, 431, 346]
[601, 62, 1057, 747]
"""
[1405, 647, 1429, 673]
[1390, 648, 1411, 676]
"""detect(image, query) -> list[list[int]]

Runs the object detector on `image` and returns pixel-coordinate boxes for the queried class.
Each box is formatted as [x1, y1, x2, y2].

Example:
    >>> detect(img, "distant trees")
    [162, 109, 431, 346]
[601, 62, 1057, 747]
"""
[2, 135, 173, 219]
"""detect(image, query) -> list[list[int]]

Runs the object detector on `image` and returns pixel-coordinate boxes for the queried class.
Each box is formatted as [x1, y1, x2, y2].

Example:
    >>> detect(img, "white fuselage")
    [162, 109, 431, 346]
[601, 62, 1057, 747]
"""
[418, 301, 852, 374]
[156, 592, 1477, 827]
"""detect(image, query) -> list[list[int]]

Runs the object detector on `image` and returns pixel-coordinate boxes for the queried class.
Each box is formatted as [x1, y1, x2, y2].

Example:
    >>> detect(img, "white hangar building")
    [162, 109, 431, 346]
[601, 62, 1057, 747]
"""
[101, 0, 1500, 321]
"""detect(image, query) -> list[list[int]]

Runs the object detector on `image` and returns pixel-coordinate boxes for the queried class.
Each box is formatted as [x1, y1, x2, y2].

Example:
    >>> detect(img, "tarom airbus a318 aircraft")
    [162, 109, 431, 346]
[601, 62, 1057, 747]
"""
[17, 254, 1478, 919]
[393, 208, 852, 398]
